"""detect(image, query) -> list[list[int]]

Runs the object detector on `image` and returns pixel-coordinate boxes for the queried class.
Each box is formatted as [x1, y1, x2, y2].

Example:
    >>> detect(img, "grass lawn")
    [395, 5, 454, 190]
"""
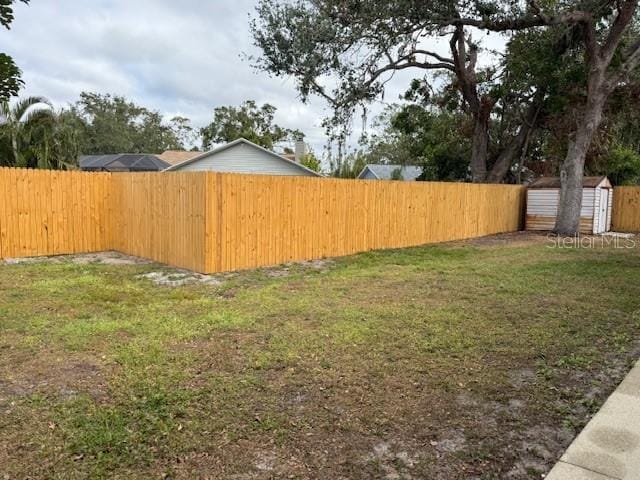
[1, 233, 639, 479]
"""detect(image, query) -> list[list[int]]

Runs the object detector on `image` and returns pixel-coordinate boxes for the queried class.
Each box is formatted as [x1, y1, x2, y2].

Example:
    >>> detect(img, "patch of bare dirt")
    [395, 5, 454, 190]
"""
[137, 271, 223, 287]
[365, 440, 420, 479]
[263, 258, 335, 278]
[457, 230, 638, 250]
[0, 353, 109, 406]
[433, 429, 467, 454]
[451, 231, 551, 248]
[505, 425, 575, 478]
[509, 368, 537, 389]
[2, 251, 150, 266]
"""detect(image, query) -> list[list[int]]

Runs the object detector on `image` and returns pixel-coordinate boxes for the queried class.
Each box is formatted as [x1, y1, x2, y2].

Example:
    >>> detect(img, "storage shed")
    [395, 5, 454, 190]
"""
[526, 176, 613, 234]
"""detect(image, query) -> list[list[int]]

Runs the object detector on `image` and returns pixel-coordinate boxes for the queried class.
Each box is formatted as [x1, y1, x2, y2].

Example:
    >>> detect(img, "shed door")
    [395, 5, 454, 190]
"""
[597, 188, 609, 234]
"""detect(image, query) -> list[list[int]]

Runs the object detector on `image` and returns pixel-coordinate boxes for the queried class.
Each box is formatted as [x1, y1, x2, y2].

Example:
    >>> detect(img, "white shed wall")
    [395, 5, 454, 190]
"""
[594, 187, 602, 234]
[527, 189, 595, 217]
[527, 187, 613, 233]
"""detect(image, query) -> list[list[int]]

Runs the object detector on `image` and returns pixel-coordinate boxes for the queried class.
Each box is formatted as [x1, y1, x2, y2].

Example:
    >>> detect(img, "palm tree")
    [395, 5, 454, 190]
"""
[0, 96, 53, 167]
[28, 109, 84, 170]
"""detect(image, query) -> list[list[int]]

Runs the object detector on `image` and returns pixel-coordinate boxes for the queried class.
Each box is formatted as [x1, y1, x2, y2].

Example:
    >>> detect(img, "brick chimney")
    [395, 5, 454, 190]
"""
[294, 137, 306, 163]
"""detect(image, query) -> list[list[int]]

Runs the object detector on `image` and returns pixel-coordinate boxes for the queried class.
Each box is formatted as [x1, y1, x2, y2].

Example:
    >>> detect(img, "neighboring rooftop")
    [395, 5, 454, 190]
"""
[79, 154, 170, 172]
[357, 164, 423, 181]
[157, 150, 202, 166]
[165, 138, 322, 177]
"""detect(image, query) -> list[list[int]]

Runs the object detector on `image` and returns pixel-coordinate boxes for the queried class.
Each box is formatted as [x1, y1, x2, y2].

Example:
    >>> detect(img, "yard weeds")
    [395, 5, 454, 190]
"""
[1, 233, 639, 479]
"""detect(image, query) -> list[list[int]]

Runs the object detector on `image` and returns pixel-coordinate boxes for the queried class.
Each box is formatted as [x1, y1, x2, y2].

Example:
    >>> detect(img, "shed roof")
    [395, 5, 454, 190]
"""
[529, 176, 611, 189]
[165, 138, 322, 176]
[156, 150, 202, 165]
[79, 154, 170, 172]
[357, 164, 423, 181]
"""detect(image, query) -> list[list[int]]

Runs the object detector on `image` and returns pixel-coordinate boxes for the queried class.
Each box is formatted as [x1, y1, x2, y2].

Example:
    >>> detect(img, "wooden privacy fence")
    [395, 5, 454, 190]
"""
[612, 186, 640, 232]
[0, 168, 112, 258]
[205, 174, 525, 273]
[0, 167, 526, 273]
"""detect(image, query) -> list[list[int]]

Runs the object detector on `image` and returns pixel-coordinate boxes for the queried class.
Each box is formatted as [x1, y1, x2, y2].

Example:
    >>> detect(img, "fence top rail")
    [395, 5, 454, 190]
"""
[0, 166, 525, 190]
[97, 171, 526, 190]
[0, 167, 110, 175]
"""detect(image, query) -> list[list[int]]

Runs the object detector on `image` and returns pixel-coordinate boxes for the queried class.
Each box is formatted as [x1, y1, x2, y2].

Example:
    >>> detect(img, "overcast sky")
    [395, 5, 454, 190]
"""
[1, 0, 503, 156]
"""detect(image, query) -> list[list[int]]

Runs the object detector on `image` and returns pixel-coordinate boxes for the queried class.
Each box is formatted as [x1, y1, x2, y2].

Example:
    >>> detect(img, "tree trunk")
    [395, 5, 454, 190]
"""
[486, 90, 545, 183]
[11, 131, 20, 167]
[485, 130, 525, 183]
[553, 0, 639, 234]
[449, 26, 494, 183]
[554, 139, 586, 234]
[554, 80, 607, 234]
[470, 100, 493, 182]
[470, 113, 489, 182]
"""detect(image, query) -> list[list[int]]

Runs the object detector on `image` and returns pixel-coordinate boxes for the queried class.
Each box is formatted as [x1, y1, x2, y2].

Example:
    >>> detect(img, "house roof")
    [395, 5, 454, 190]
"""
[165, 138, 322, 176]
[156, 150, 202, 165]
[529, 176, 611, 189]
[79, 154, 170, 172]
[357, 164, 423, 181]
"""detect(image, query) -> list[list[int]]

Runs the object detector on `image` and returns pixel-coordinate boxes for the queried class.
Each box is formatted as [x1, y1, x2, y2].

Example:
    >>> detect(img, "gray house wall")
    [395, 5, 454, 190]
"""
[170, 142, 317, 177]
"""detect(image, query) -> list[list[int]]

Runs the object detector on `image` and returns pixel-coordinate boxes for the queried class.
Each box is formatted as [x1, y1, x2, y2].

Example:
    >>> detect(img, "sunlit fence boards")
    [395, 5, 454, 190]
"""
[612, 187, 640, 232]
[110, 172, 208, 272]
[204, 174, 526, 272]
[0, 168, 527, 273]
[0, 167, 111, 259]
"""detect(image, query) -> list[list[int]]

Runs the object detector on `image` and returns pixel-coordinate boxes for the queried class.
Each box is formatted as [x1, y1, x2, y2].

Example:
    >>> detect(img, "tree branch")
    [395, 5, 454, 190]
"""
[362, 53, 457, 85]
[302, 49, 457, 109]
[606, 40, 640, 90]
[450, 25, 480, 114]
[600, 0, 639, 65]
[413, 49, 454, 64]
[444, 9, 591, 32]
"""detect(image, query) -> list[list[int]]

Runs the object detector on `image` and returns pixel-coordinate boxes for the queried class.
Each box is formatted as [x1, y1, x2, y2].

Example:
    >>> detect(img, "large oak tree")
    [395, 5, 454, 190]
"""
[251, 0, 640, 234]
[250, 0, 549, 182]
[441, 0, 640, 233]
